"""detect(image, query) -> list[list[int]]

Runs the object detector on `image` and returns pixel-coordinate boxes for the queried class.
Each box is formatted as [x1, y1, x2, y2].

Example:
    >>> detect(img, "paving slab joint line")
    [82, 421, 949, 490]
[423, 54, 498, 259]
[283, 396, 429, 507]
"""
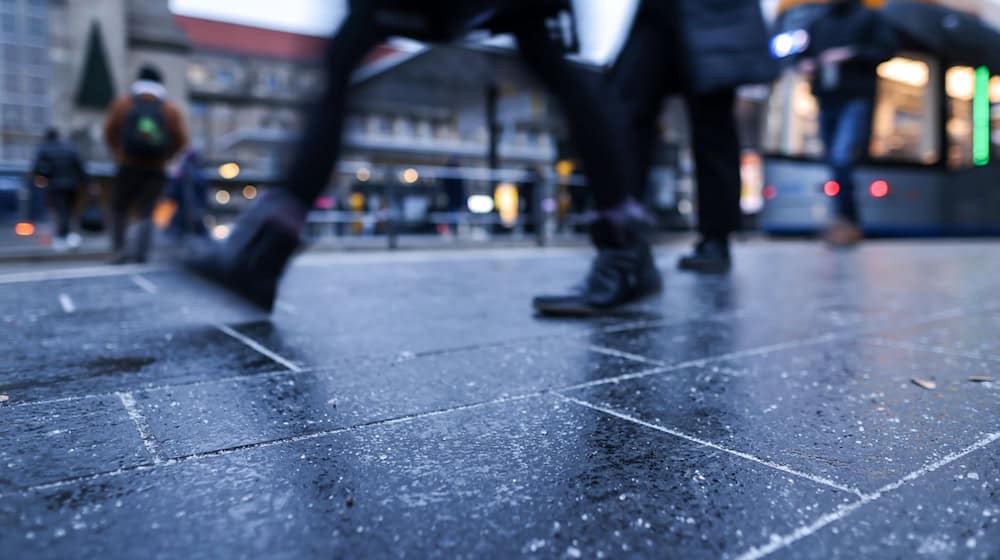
[116, 391, 165, 465]
[733, 431, 1000, 560]
[0, 390, 551, 500]
[215, 324, 302, 372]
[557, 394, 864, 497]
[130, 274, 159, 294]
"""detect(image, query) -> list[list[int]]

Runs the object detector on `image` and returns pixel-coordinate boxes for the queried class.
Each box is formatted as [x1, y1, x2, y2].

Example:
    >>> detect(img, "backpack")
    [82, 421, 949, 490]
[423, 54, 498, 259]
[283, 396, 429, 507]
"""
[122, 96, 170, 158]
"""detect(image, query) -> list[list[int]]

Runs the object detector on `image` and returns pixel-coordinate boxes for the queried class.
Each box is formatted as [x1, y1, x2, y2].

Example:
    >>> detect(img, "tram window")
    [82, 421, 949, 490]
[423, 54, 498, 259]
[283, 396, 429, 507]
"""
[764, 54, 941, 165]
[763, 72, 823, 158]
[946, 66, 975, 169]
[871, 56, 940, 164]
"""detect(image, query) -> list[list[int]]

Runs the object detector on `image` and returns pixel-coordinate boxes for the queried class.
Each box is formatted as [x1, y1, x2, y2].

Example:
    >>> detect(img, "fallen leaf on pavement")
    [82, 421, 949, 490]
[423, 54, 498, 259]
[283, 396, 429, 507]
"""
[911, 378, 936, 390]
[968, 376, 994, 383]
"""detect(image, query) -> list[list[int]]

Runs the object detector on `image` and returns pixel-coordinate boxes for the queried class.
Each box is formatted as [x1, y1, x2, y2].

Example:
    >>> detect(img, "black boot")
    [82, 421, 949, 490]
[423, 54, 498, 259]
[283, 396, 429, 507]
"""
[185, 189, 306, 311]
[677, 236, 731, 273]
[533, 218, 662, 317]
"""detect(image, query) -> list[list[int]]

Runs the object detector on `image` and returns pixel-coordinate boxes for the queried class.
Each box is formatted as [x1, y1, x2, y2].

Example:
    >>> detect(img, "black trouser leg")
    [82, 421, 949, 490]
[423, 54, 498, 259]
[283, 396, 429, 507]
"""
[282, 12, 382, 206]
[134, 171, 165, 261]
[514, 23, 637, 211]
[50, 190, 75, 238]
[687, 89, 742, 239]
[111, 168, 137, 253]
[608, 14, 677, 203]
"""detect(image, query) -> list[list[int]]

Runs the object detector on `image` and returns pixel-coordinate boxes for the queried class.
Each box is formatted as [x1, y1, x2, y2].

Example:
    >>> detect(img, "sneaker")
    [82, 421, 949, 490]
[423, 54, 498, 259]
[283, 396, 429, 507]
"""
[52, 237, 68, 253]
[66, 232, 83, 251]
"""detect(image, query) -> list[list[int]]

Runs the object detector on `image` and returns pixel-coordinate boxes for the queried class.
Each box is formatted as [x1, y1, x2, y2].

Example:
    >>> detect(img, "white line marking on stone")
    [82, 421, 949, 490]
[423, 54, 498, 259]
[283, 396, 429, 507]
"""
[130, 274, 159, 294]
[215, 324, 302, 372]
[0, 264, 162, 285]
[560, 394, 863, 497]
[116, 392, 165, 464]
[735, 431, 1000, 560]
[58, 293, 75, 313]
[588, 344, 666, 366]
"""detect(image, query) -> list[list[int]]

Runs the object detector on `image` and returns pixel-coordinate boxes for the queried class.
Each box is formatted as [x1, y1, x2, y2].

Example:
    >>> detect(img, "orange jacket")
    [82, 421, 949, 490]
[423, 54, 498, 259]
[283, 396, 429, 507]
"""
[104, 89, 188, 170]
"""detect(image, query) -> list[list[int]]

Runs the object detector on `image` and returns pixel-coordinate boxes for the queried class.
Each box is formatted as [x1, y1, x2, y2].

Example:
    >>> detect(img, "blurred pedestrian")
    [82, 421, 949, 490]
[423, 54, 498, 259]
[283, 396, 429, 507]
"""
[189, 0, 638, 312]
[533, 0, 775, 316]
[103, 65, 188, 264]
[440, 156, 465, 235]
[165, 149, 209, 241]
[31, 128, 88, 252]
[798, 0, 898, 246]
[618, 0, 776, 273]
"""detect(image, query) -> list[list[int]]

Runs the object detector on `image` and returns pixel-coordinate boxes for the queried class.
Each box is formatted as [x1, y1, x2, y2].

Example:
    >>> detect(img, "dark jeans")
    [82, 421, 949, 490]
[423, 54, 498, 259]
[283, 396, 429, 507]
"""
[47, 189, 78, 238]
[281, 5, 634, 211]
[609, 12, 742, 238]
[819, 97, 872, 224]
[112, 166, 165, 260]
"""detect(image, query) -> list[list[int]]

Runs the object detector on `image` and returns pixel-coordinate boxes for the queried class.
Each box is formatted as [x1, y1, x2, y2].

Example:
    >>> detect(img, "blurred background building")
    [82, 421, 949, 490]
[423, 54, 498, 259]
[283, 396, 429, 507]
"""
[0, 0, 998, 241]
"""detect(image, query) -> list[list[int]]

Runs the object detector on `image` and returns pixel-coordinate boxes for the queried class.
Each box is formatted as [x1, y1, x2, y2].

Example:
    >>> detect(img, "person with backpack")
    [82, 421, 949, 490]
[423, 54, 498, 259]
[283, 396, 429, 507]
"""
[103, 65, 188, 264]
[31, 128, 88, 252]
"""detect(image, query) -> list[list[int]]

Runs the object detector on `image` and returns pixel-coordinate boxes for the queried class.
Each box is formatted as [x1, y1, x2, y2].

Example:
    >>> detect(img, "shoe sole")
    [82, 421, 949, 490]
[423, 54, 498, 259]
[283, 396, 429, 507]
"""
[677, 261, 731, 274]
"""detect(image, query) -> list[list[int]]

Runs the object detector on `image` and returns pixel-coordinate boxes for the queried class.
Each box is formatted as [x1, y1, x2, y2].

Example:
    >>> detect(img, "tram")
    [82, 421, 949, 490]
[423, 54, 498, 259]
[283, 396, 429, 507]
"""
[759, 0, 1000, 235]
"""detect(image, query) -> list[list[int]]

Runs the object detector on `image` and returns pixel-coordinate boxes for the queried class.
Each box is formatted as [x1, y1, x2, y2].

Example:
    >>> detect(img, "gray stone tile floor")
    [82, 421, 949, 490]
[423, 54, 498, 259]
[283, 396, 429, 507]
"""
[0, 241, 997, 558]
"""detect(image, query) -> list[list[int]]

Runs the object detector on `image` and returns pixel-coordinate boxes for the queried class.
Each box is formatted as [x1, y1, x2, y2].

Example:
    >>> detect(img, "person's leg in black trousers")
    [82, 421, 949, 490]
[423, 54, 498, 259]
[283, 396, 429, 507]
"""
[111, 167, 139, 260]
[677, 89, 742, 272]
[187, 8, 383, 309]
[520, 20, 664, 316]
[133, 170, 166, 263]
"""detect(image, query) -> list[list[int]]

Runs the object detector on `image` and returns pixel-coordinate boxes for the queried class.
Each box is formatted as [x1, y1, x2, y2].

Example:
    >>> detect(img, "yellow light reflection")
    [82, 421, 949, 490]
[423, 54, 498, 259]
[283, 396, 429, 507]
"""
[215, 190, 231, 205]
[218, 162, 240, 180]
[494, 182, 519, 226]
[877, 57, 929, 88]
[947, 66, 975, 101]
[400, 168, 419, 184]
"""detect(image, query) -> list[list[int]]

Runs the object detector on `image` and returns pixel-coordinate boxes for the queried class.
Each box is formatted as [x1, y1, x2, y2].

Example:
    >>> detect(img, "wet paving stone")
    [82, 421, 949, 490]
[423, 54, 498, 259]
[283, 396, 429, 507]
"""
[0, 396, 148, 492]
[874, 311, 1000, 362]
[133, 339, 655, 457]
[0, 396, 851, 559]
[0, 326, 284, 402]
[563, 340, 1000, 494]
[773, 439, 1000, 560]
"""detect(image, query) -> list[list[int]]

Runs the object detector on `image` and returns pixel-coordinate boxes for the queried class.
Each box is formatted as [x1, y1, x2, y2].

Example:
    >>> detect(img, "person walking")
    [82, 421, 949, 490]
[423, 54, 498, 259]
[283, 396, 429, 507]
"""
[30, 128, 88, 252]
[189, 0, 640, 312]
[532, 0, 776, 315]
[798, 0, 897, 246]
[620, 0, 776, 273]
[103, 65, 188, 264]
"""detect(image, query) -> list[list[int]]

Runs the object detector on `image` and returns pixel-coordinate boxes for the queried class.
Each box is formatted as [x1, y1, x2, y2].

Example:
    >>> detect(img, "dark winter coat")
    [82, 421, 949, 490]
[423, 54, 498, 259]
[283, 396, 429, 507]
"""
[805, 4, 899, 102]
[644, 0, 779, 93]
[31, 140, 87, 192]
